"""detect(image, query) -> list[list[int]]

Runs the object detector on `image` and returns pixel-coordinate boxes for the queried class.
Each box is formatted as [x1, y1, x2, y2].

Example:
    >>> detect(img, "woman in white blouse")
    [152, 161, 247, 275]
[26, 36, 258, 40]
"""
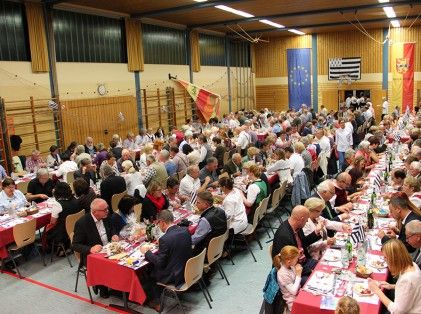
[121, 160, 146, 198]
[369, 239, 421, 314]
[219, 177, 248, 234]
[266, 148, 293, 185]
[302, 197, 351, 260]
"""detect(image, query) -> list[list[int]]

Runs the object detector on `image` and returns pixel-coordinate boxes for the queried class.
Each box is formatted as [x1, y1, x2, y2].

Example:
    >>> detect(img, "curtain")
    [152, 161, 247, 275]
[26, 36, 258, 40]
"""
[250, 44, 256, 74]
[125, 18, 144, 72]
[190, 30, 201, 72]
[25, 2, 49, 72]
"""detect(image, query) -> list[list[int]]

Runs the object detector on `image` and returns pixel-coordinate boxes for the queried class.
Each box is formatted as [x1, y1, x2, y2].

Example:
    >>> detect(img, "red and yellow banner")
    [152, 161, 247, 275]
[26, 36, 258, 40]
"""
[391, 42, 415, 112]
[175, 79, 220, 122]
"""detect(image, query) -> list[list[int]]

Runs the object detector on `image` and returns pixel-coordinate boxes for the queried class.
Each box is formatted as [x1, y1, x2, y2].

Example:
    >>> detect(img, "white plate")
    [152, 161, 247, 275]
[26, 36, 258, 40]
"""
[369, 259, 387, 269]
[354, 284, 374, 297]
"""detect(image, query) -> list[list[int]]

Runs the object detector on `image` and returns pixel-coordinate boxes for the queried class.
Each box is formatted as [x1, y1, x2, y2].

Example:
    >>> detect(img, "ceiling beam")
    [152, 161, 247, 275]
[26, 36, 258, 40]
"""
[191, 0, 421, 28]
[42, 0, 68, 5]
[131, 0, 244, 19]
[237, 14, 421, 36]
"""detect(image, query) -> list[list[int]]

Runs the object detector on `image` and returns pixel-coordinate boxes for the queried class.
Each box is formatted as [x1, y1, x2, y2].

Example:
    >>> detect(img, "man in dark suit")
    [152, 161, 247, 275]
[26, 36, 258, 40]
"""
[272, 205, 322, 285]
[140, 210, 192, 308]
[405, 220, 421, 268]
[72, 198, 119, 298]
[313, 180, 350, 222]
[223, 153, 242, 177]
[100, 164, 126, 207]
[379, 192, 421, 253]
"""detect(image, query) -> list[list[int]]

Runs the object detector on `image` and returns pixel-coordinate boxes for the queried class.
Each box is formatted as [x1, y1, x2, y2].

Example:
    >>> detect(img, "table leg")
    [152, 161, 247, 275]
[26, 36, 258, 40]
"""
[109, 292, 143, 314]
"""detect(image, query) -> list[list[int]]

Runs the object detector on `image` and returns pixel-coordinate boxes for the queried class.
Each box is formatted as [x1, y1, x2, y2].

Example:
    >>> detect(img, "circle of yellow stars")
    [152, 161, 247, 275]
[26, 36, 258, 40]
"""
[289, 65, 309, 86]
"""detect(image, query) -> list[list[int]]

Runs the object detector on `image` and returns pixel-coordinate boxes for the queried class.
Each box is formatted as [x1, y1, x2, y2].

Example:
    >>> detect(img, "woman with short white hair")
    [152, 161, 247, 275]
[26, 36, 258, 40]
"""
[121, 160, 146, 200]
[303, 197, 350, 260]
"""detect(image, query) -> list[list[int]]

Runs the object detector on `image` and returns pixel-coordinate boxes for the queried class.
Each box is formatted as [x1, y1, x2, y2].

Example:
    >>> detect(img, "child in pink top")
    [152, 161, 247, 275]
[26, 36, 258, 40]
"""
[273, 245, 302, 313]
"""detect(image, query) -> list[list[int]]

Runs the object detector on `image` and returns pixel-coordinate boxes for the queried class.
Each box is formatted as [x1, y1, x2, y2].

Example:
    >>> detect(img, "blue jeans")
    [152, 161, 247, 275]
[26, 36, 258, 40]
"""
[338, 151, 346, 172]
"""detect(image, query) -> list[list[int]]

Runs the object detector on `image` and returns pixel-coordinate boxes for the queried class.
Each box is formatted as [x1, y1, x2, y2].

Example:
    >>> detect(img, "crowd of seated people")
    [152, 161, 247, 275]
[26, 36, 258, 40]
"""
[2, 102, 421, 312]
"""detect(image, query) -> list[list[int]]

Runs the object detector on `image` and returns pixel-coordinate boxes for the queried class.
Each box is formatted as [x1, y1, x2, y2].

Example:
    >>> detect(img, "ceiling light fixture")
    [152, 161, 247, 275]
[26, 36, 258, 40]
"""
[259, 19, 285, 28]
[193, 0, 208, 2]
[288, 29, 305, 35]
[215, 5, 254, 18]
[383, 7, 396, 18]
[390, 20, 400, 27]
[378, 0, 389, 3]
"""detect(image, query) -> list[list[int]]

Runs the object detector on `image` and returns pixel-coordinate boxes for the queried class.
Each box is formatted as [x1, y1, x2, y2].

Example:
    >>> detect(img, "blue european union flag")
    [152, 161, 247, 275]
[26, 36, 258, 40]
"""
[287, 48, 311, 111]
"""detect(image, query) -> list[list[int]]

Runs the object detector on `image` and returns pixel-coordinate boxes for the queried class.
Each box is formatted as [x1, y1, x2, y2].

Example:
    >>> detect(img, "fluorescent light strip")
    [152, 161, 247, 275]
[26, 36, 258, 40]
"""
[378, 0, 389, 3]
[259, 19, 285, 28]
[383, 7, 396, 18]
[215, 5, 254, 18]
[390, 20, 400, 27]
[193, 0, 208, 2]
[288, 29, 305, 35]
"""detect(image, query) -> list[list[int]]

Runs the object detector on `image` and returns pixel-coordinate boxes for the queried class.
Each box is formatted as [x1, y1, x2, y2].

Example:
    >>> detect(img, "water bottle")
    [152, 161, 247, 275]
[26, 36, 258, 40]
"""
[185, 200, 192, 211]
[7, 204, 16, 218]
[357, 242, 367, 266]
[341, 247, 349, 269]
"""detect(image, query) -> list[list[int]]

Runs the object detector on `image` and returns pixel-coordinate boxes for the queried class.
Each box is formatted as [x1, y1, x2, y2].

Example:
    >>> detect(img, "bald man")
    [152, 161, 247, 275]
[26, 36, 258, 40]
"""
[272, 205, 322, 285]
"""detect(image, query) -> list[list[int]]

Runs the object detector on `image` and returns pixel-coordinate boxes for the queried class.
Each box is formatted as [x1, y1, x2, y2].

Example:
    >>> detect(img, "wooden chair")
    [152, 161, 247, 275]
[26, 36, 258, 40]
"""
[177, 169, 187, 181]
[65, 210, 85, 241]
[2, 219, 45, 278]
[223, 151, 230, 166]
[66, 171, 76, 186]
[111, 191, 127, 213]
[16, 180, 30, 194]
[133, 203, 142, 223]
[232, 200, 266, 262]
[69, 232, 93, 304]
[268, 243, 273, 259]
[205, 230, 230, 286]
[158, 248, 211, 313]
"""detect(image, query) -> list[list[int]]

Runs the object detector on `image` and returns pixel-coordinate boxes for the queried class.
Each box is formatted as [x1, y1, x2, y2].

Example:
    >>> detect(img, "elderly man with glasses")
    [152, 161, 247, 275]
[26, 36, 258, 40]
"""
[405, 220, 421, 268]
[72, 198, 119, 298]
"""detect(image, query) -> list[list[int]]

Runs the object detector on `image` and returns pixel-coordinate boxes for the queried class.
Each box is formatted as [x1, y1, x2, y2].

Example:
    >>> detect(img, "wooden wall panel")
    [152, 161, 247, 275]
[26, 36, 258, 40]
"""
[254, 35, 311, 78]
[61, 96, 138, 147]
[256, 85, 289, 112]
[317, 29, 383, 75]
[389, 26, 421, 71]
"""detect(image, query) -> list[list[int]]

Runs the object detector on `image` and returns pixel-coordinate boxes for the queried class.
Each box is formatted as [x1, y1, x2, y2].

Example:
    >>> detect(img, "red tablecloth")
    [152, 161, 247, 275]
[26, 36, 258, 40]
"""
[87, 253, 147, 305]
[0, 209, 51, 259]
[292, 250, 388, 314]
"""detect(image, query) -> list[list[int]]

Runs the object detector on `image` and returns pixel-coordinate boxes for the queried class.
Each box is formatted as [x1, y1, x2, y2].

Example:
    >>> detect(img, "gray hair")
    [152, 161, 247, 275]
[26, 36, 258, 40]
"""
[317, 180, 333, 193]
[146, 154, 156, 163]
[358, 141, 370, 150]
[406, 220, 421, 236]
[345, 148, 355, 159]
[186, 165, 199, 176]
[36, 167, 49, 178]
[76, 145, 85, 155]
[157, 209, 174, 223]
[102, 164, 115, 177]
[304, 197, 326, 211]
[160, 149, 170, 160]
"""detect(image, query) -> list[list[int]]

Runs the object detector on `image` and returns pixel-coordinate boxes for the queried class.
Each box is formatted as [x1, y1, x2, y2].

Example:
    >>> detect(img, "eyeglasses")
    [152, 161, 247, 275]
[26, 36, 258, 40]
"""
[406, 233, 418, 240]
[96, 208, 109, 212]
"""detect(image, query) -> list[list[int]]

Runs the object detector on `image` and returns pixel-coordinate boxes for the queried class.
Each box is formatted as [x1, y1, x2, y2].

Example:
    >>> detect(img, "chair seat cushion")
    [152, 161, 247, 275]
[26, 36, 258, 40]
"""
[240, 224, 254, 235]
[157, 282, 189, 292]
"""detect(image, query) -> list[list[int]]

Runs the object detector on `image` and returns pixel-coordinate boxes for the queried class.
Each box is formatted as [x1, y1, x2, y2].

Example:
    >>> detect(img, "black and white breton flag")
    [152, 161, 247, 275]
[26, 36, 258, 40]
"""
[351, 223, 366, 245]
[328, 57, 361, 81]
[373, 173, 381, 192]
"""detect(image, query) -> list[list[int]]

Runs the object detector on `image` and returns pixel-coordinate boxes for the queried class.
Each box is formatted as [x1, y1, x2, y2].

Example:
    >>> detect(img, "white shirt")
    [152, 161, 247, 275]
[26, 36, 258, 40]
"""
[222, 189, 248, 234]
[288, 153, 305, 178]
[318, 136, 331, 155]
[56, 160, 78, 182]
[364, 109, 373, 121]
[91, 213, 108, 246]
[237, 131, 250, 149]
[382, 100, 389, 115]
[246, 182, 261, 204]
[123, 172, 144, 196]
[49, 199, 63, 219]
[179, 174, 201, 197]
[335, 128, 352, 152]
[267, 159, 293, 184]
[387, 263, 421, 314]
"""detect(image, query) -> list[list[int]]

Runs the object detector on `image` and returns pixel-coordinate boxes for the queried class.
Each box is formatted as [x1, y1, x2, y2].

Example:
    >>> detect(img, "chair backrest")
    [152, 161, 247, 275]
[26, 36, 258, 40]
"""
[13, 218, 36, 249]
[271, 187, 282, 209]
[184, 248, 207, 289]
[178, 170, 187, 181]
[16, 180, 30, 194]
[65, 209, 85, 239]
[133, 203, 142, 223]
[206, 229, 229, 266]
[223, 151, 230, 166]
[278, 180, 288, 201]
[69, 231, 81, 263]
[258, 196, 270, 220]
[268, 243, 273, 259]
[111, 190, 127, 212]
[218, 172, 229, 180]
[66, 171, 75, 185]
